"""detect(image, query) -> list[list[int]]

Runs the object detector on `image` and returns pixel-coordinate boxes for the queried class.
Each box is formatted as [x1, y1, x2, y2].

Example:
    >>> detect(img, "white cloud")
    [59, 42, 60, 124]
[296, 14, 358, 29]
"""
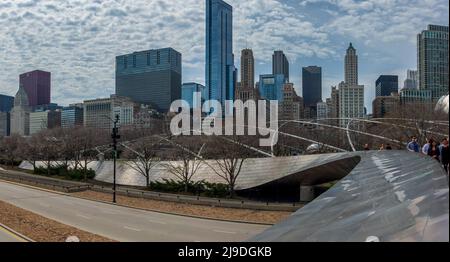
[0, 0, 447, 107]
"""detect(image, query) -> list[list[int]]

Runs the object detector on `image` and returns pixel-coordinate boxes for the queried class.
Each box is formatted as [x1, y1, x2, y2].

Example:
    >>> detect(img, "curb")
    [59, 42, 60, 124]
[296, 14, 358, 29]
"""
[0, 179, 276, 226]
[0, 223, 35, 242]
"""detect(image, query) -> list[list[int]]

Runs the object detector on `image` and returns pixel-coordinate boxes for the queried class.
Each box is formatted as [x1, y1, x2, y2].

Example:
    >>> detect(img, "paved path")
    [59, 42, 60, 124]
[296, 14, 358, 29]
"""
[0, 181, 268, 242]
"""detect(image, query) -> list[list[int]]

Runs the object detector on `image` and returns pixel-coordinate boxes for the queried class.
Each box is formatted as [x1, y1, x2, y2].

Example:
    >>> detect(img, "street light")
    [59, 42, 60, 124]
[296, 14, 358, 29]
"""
[111, 114, 120, 203]
[101, 114, 121, 203]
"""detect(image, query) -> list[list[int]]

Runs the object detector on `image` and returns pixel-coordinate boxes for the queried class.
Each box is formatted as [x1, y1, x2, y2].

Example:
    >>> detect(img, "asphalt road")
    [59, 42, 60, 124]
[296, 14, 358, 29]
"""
[0, 225, 24, 242]
[0, 181, 269, 242]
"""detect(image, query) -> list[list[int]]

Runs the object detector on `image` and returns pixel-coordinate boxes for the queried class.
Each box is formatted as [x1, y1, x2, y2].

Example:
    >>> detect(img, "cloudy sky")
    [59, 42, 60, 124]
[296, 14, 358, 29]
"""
[0, 0, 448, 112]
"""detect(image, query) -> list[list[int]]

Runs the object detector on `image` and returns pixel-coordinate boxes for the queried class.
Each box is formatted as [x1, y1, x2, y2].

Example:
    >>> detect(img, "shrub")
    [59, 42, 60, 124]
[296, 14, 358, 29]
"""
[149, 179, 229, 198]
[33, 166, 96, 181]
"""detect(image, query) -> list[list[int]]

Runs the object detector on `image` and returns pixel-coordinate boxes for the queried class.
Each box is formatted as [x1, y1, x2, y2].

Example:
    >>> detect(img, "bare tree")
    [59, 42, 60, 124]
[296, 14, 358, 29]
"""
[122, 136, 161, 188]
[162, 137, 204, 192]
[21, 135, 42, 170]
[72, 128, 104, 181]
[36, 130, 62, 175]
[0, 134, 21, 167]
[206, 135, 256, 197]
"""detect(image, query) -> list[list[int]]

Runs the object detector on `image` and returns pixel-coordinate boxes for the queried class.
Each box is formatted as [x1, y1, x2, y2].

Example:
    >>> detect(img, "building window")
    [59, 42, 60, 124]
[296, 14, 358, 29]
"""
[147, 53, 151, 66]
[124, 57, 128, 69]
[157, 51, 160, 65]
[133, 55, 136, 67]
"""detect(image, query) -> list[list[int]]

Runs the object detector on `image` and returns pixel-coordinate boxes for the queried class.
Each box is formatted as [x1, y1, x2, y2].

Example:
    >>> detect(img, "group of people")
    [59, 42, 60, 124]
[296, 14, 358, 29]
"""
[407, 136, 449, 173]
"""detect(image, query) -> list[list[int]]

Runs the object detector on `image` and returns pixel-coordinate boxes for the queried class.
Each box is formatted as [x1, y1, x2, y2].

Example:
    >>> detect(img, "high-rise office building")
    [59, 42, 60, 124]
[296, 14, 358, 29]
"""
[236, 49, 258, 101]
[339, 82, 365, 126]
[302, 66, 323, 108]
[330, 86, 339, 119]
[418, 25, 449, 100]
[29, 110, 61, 135]
[403, 70, 419, 90]
[279, 83, 303, 120]
[0, 94, 14, 113]
[316, 101, 329, 120]
[373, 95, 399, 118]
[83, 95, 138, 129]
[258, 74, 286, 102]
[376, 75, 399, 97]
[206, 0, 236, 109]
[345, 43, 358, 86]
[181, 83, 205, 109]
[61, 105, 84, 128]
[240, 49, 254, 90]
[340, 43, 364, 126]
[0, 112, 10, 136]
[19, 70, 51, 107]
[116, 48, 182, 113]
[273, 51, 289, 82]
[10, 85, 31, 136]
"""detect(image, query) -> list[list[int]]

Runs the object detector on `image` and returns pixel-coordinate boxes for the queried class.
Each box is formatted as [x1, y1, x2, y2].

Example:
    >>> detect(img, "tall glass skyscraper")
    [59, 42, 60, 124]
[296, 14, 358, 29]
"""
[0, 94, 14, 113]
[19, 70, 51, 107]
[258, 74, 286, 102]
[182, 83, 205, 109]
[116, 48, 182, 113]
[302, 66, 322, 108]
[375, 75, 398, 97]
[206, 0, 236, 109]
[418, 25, 449, 100]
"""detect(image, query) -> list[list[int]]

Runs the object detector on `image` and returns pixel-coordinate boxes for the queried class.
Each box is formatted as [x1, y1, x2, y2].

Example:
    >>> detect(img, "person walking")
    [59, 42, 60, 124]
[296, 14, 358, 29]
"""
[440, 139, 449, 173]
[407, 137, 420, 153]
[364, 144, 370, 151]
[422, 138, 433, 155]
[428, 140, 441, 162]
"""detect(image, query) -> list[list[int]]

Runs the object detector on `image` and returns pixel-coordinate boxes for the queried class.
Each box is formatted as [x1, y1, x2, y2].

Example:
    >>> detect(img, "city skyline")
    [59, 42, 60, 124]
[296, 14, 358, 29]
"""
[0, 0, 448, 113]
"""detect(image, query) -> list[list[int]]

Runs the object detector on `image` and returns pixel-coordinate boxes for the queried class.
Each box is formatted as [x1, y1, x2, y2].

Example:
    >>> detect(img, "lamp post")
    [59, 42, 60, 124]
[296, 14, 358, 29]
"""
[111, 114, 120, 203]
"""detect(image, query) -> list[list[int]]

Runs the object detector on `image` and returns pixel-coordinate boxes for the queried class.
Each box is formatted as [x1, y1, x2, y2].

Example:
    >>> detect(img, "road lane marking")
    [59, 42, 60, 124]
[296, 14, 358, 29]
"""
[213, 229, 237, 234]
[147, 219, 167, 225]
[76, 214, 92, 220]
[124, 226, 141, 232]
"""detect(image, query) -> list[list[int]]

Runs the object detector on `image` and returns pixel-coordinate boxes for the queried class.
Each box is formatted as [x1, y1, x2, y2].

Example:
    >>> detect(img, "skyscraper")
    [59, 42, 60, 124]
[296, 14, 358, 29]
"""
[0, 94, 14, 113]
[10, 85, 31, 136]
[240, 49, 254, 90]
[19, 70, 51, 107]
[403, 70, 419, 90]
[345, 43, 358, 86]
[61, 105, 84, 128]
[236, 49, 258, 101]
[116, 48, 182, 113]
[340, 43, 364, 127]
[417, 25, 449, 100]
[181, 83, 205, 109]
[376, 75, 398, 97]
[258, 74, 286, 102]
[0, 112, 10, 136]
[273, 51, 289, 82]
[206, 0, 236, 109]
[302, 66, 323, 108]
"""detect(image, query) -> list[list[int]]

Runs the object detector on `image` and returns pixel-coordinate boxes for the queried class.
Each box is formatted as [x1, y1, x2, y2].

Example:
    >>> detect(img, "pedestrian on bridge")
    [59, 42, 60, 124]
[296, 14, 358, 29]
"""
[440, 139, 449, 173]
[407, 136, 420, 153]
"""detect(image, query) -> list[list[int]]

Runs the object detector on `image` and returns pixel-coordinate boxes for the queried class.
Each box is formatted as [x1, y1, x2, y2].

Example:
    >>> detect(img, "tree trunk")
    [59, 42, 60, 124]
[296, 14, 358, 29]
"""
[47, 160, 51, 176]
[84, 159, 88, 181]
